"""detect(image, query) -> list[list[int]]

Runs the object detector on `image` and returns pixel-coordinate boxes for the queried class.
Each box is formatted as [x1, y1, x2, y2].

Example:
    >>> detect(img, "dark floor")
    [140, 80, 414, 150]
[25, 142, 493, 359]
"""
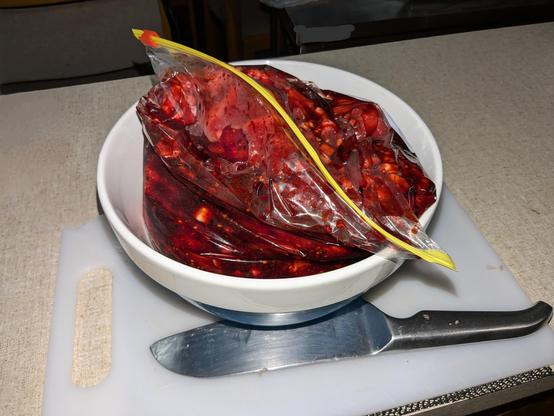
[2, 0, 553, 94]
[472, 387, 554, 416]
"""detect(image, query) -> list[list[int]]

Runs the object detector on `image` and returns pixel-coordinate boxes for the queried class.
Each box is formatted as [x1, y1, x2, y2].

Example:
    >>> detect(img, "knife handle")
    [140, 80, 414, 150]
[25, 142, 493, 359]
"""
[386, 301, 553, 351]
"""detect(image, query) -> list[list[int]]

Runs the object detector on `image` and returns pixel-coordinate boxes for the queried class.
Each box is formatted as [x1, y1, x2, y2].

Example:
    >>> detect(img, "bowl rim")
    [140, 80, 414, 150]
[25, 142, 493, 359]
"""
[96, 59, 443, 292]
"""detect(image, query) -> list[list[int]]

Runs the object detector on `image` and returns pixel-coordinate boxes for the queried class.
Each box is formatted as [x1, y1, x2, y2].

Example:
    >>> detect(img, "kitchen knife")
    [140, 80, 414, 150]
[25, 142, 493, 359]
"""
[150, 299, 552, 377]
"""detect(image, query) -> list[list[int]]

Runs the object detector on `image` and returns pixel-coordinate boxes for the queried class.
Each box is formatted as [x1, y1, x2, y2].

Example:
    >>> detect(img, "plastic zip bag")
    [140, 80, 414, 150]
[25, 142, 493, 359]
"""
[134, 30, 455, 277]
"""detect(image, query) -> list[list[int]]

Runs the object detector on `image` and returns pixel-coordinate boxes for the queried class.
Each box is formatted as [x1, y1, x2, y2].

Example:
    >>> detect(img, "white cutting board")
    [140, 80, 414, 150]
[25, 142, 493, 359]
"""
[43, 189, 554, 416]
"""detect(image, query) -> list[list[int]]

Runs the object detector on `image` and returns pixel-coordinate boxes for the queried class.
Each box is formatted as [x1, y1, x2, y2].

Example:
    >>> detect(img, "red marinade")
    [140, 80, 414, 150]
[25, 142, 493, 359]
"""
[138, 65, 436, 278]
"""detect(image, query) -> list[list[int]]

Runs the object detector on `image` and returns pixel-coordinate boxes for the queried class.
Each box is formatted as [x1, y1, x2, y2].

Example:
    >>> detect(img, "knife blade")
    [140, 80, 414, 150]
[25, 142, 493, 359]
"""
[150, 299, 552, 377]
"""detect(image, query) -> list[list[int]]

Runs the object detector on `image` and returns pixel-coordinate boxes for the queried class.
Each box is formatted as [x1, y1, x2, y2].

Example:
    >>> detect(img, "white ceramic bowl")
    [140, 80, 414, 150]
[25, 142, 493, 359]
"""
[97, 60, 442, 326]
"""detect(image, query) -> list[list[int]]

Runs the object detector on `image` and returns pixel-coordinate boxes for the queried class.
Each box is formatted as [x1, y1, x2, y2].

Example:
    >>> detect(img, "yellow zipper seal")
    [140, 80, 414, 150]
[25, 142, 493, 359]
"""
[132, 29, 456, 270]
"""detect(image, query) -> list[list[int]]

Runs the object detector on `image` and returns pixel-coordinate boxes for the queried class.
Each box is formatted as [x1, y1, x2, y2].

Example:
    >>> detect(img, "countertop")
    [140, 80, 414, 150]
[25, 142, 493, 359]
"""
[1, 22, 553, 415]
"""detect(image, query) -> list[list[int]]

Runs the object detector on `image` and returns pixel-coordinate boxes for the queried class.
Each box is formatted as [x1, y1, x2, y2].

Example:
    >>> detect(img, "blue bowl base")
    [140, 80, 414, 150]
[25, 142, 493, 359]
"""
[185, 295, 361, 326]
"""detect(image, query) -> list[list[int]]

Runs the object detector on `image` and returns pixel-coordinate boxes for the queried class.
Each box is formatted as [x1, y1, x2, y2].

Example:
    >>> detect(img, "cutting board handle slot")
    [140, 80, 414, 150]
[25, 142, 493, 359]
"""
[71, 268, 113, 388]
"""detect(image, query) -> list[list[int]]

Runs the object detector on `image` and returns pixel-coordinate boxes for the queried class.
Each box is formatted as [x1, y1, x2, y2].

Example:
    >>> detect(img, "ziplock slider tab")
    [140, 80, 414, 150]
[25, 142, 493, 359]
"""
[135, 29, 160, 48]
